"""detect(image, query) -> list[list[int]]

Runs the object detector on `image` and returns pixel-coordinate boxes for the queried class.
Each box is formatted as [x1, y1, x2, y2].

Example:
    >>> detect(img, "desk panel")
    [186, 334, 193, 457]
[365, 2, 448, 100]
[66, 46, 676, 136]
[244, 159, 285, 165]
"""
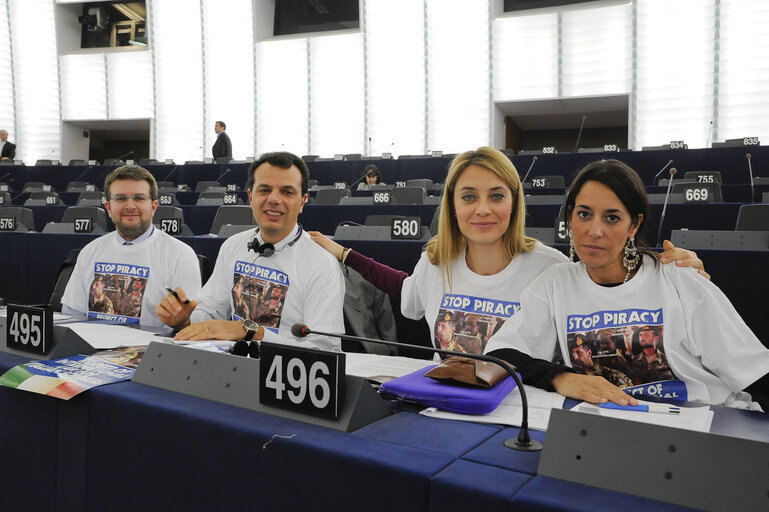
[85, 381, 455, 511]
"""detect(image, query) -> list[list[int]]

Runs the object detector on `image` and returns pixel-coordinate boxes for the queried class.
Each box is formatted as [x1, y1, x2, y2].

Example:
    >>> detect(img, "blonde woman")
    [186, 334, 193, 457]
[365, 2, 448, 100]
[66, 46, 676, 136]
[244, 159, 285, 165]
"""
[310, 147, 703, 358]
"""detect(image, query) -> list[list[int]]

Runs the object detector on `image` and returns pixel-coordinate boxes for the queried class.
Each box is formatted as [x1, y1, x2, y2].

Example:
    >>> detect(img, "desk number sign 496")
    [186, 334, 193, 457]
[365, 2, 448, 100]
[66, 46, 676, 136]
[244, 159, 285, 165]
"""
[6, 304, 52, 355]
[259, 342, 345, 419]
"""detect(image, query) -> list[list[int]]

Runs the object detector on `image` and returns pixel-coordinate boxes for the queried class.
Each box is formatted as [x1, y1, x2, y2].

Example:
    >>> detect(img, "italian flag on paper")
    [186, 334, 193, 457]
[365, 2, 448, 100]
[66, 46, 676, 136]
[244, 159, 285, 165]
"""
[0, 355, 134, 400]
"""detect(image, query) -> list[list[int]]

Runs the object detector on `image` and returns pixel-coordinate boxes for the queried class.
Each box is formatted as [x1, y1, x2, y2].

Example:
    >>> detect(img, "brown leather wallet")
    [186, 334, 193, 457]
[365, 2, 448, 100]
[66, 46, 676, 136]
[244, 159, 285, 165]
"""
[425, 356, 509, 388]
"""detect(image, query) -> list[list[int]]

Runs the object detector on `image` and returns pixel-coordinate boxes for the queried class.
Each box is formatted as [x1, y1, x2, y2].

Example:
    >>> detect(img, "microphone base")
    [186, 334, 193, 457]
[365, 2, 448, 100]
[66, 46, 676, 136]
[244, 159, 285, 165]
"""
[504, 437, 543, 452]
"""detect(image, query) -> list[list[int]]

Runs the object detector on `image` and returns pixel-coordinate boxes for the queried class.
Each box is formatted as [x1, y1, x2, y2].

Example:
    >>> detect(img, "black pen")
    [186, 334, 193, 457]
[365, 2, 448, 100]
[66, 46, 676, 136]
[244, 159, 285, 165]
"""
[165, 286, 191, 305]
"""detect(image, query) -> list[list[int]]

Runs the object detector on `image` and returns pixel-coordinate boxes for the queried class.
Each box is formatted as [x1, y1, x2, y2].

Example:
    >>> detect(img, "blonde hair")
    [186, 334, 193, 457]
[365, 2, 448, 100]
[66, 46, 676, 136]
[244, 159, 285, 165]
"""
[426, 147, 536, 286]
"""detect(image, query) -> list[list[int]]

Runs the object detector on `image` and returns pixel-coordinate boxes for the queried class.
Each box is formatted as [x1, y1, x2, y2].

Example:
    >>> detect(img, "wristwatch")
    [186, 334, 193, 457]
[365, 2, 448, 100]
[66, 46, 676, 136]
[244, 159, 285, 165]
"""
[242, 320, 260, 341]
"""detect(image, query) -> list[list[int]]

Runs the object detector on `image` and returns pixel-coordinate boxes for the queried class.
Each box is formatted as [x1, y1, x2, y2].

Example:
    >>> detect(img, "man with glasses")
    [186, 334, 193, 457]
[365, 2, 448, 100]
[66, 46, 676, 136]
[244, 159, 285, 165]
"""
[61, 165, 201, 329]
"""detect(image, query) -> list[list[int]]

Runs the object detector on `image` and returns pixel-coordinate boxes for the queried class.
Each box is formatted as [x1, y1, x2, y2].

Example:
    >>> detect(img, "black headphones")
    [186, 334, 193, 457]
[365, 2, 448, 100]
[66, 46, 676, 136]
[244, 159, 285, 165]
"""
[247, 225, 303, 257]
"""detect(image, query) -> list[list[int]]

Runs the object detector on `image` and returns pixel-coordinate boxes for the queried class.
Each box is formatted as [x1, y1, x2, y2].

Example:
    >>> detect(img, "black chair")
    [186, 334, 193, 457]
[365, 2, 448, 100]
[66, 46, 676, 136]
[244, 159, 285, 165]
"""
[344, 154, 362, 160]
[197, 254, 213, 285]
[62, 206, 108, 230]
[139, 158, 159, 165]
[683, 171, 723, 185]
[365, 215, 408, 226]
[735, 204, 769, 231]
[302, 155, 319, 162]
[68, 159, 88, 166]
[24, 191, 63, 206]
[47, 249, 81, 312]
[524, 175, 565, 189]
[153, 206, 194, 236]
[66, 181, 98, 193]
[0, 207, 35, 231]
[314, 188, 350, 205]
[35, 159, 57, 166]
[429, 205, 441, 236]
[196, 191, 240, 206]
[406, 179, 433, 189]
[23, 181, 51, 193]
[157, 181, 178, 193]
[339, 196, 374, 205]
[42, 206, 108, 234]
[103, 159, 125, 166]
[390, 186, 426, 205]
[157, 191, 180, 206]
[209, 205, 256, 236]
[307, 179, 319, 188]
[215, 157, 232, 164]
[77, 191, 106, 206]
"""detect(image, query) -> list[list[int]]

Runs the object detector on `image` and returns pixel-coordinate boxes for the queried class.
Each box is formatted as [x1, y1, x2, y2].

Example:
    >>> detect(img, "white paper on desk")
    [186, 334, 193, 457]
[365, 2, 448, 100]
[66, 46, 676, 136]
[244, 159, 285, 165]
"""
[344, 352, 434, 380]
[65, 322, 166, 349]
[420, 384, 565, 431]
[570, 401, 714, 432]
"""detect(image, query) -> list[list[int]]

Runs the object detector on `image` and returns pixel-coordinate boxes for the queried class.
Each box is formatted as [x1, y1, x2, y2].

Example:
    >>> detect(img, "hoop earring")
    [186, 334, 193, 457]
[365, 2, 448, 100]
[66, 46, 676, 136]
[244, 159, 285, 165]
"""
[568, 228, 575, 262]
[622, 236, 639, 283]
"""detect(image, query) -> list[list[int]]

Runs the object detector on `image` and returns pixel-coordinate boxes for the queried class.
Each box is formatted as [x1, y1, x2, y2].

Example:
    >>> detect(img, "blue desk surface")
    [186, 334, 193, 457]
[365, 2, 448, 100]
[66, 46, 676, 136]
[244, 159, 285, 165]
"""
[2, 350, 754, 511]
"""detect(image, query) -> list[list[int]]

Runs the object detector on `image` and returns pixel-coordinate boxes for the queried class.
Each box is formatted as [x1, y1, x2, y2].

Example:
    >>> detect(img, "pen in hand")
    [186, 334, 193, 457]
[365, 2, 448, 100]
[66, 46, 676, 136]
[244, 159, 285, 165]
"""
[165, 286, 191, 305]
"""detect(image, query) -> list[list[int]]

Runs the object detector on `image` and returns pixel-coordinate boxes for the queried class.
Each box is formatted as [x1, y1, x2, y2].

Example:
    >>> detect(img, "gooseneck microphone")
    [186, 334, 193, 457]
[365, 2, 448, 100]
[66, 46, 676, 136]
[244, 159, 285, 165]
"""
[346, 171, 368, 191]
[71, 165, 94, 184]
[521, 156, 538, 184]
[746, 153, 754, 202]
[656, 168, 677, 246]
[215, 168, 231, 183]
[573, 115, 587, 153]
[291, 323, 543, 452]
[162, 163, 180, 182]
[653, 160, 673, 184]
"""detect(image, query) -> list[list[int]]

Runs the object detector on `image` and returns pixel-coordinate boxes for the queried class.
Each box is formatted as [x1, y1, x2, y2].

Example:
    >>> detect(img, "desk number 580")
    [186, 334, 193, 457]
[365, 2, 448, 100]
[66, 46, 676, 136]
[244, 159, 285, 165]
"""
[265, 355, 331, 408]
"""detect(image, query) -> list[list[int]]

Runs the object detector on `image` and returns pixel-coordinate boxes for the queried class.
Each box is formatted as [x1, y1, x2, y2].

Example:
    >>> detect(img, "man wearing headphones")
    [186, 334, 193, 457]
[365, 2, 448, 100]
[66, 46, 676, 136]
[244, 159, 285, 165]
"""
[156, 152, 345, 351]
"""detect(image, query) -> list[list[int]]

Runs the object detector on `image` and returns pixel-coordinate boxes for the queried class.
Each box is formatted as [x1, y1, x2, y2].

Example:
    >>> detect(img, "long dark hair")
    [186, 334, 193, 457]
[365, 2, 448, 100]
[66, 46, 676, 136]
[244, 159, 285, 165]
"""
[565, 159, 658, 262]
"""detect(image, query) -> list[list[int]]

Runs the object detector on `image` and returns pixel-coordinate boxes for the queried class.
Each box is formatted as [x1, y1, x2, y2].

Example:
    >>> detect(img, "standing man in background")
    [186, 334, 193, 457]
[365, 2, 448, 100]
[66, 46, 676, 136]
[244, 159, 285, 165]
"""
[212, 121, 232, 161]
[0, 129, 16, 160]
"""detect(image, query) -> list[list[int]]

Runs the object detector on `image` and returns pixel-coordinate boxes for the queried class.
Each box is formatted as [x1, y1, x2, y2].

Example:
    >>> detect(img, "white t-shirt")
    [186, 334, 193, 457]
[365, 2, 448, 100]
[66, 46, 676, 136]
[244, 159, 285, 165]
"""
[61, 229, 201, 330]
[190, 225, 345, 351]
[400, 242, 567, 354]
[486, 255, 769, 409]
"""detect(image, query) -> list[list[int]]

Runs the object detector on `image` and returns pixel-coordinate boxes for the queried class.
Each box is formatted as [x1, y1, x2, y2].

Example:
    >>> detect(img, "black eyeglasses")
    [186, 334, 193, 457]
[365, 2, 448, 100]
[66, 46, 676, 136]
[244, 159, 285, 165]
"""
[108, 194, 152, 204]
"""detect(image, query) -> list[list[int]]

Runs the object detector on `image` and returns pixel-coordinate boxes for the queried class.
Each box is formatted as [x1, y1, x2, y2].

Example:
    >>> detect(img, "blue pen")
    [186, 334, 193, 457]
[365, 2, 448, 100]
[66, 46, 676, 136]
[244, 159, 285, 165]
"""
[600, 402, 680, 414]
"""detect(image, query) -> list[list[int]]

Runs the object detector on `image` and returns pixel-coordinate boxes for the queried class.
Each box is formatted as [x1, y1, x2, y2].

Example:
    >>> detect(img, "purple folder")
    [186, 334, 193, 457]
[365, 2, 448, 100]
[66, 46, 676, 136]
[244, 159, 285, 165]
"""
[380, 365, 518, 415]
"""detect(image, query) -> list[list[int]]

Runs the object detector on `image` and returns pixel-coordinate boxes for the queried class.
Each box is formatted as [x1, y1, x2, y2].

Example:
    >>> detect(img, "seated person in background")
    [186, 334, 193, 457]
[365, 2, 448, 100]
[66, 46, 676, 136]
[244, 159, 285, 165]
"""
[357, 164, 384, 189]
[485, 159, 769, 410]
[310, 147, 706, 358]
[61, 165, 201, 329]
[0, 129, 15, 160]
[156, 151, 345, 351]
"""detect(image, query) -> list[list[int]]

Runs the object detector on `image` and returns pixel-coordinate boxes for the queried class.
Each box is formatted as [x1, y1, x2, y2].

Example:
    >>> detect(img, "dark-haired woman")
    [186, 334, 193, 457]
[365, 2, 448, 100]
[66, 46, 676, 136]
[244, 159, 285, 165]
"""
[486, 159, 769, 410]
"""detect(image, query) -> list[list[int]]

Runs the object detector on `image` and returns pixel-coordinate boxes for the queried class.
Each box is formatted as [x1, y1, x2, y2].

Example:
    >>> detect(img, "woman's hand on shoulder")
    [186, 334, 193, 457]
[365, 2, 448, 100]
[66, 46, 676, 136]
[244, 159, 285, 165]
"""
[659, 240, 710, 280]
[551, 372, 638, 406]
[307, 230, 346, 262]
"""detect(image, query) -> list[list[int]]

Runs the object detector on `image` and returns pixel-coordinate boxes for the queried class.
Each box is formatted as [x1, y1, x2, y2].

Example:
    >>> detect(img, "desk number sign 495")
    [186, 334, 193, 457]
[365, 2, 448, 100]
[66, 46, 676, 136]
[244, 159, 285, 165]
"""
[259, 342, 345, 419]
[6, 304, 52, 355]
